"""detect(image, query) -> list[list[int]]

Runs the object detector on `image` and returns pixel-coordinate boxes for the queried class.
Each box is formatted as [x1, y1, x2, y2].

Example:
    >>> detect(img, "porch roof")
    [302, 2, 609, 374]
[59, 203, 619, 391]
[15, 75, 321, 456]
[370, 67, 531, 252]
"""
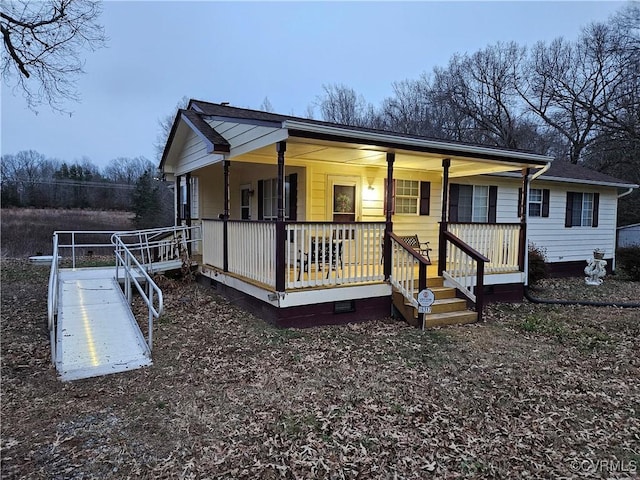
[163, 100, 555, 176]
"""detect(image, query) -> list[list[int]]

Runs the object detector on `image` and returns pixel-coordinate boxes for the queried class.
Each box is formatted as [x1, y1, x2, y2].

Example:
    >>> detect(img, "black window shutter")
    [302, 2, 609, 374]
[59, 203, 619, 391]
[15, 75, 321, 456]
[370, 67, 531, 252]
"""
[518, 187, 523, 217]
[565, 192, 574, 227]
[383, 178, 396, 215]
[542, 189, 550, 217]
[257, 180, 264, 220]
[592, 192, 599, 227]
[448, 184, 460, 222]
[488, 186, 498, 223]
[419, 181, 430, 215]
[288, 173, 297, 221]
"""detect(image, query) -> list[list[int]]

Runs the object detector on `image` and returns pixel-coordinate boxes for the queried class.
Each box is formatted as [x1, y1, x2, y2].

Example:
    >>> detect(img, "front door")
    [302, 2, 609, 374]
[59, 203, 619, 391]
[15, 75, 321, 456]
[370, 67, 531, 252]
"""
[328, 176, 359, 223]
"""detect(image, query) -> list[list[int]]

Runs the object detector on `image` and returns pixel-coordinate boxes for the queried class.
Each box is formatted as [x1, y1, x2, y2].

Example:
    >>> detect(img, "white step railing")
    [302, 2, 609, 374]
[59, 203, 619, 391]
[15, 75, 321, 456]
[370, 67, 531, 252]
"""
[441, 230, 488, 321]
[448, 223, 520, 273]
[389, 235, 428, 309]
[111, 225, 200, 272]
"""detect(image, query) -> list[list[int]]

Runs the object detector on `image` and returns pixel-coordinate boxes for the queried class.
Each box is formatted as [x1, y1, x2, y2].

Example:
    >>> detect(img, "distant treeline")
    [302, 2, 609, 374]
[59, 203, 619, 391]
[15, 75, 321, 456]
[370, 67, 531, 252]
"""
[0, 151, 171, 212]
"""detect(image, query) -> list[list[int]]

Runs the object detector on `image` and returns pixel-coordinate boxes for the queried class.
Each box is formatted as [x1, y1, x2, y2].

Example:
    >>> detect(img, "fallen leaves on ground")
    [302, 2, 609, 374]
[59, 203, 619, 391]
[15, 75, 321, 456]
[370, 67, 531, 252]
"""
[2, 260, 639, 479]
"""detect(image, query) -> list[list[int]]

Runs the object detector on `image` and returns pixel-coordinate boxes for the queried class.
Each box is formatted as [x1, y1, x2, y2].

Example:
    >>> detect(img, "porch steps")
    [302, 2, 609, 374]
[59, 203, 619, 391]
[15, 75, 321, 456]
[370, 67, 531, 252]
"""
[392, 276, 478, 328]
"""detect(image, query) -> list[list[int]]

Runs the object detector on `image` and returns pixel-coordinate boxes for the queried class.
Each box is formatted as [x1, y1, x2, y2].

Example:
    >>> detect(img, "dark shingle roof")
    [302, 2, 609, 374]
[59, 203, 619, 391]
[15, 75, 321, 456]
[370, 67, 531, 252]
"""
[188, 99, 548, 157]
[541, 160, 637, 187]
[181, 109, 230, 151]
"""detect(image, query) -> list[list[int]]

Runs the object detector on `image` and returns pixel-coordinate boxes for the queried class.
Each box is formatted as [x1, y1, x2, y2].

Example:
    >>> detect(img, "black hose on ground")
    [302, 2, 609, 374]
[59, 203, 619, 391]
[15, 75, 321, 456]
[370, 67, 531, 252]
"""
[524, 287, 640, 309]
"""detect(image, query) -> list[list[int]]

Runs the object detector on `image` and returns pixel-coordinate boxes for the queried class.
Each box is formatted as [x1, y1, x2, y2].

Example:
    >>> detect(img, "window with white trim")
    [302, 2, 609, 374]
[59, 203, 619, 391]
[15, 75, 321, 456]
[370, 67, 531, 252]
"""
[395, 179, 419, 214]
[261, 177, 290, 220]
[572, 193, 593, 226]
[458, 185, 489, 222]
[565, 191, 599, 227]
[529, 188, 543, 217]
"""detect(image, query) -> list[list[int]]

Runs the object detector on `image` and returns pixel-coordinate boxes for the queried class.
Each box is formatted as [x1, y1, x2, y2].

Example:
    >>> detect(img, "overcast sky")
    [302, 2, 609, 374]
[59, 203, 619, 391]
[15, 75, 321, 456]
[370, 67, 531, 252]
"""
[1, 1, 625, 168]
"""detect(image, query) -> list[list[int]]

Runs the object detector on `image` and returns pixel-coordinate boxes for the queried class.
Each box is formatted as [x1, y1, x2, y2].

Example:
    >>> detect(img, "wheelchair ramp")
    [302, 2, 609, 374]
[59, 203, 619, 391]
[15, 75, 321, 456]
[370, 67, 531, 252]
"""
[55, 268, 151, 381]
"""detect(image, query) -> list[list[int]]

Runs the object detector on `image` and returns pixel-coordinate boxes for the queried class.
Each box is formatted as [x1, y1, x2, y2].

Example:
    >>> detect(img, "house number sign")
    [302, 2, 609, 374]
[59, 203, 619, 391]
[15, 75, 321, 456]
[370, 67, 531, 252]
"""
[417, 289, 435, 314]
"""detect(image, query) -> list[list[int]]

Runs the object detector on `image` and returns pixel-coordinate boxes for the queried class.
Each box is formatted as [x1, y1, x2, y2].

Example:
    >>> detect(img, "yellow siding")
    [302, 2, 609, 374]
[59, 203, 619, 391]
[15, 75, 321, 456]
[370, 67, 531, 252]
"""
[193, 157, 444, 263]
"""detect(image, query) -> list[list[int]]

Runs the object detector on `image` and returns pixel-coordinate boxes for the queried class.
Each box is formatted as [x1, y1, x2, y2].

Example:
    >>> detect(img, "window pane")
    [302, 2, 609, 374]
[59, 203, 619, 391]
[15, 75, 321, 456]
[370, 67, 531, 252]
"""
[529, 189, 542, 202]
[571, 193, 583, 226]
[458, 185, 473, 222]
[529, 203, 542, 217]
[529, 188, 542, 217]
[472, 185, 489, 222]
[582, 193, 593, 226]
[396, 197, 417, 214]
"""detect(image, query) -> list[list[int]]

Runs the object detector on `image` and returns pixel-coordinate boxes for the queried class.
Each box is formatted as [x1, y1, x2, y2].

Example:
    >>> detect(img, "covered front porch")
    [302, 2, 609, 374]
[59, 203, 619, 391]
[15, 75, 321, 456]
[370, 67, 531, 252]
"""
[197, 216, 525, 325]
[161, 101, 553, 325]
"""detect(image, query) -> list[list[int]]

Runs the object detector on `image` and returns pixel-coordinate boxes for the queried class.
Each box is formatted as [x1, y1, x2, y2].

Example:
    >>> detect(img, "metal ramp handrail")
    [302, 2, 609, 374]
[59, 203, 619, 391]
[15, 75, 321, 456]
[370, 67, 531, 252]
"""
[46, 225, 201, 365]
[112, 235, 163, 351]
[47, 233, 60, 363]
[110, 225, 199, 270]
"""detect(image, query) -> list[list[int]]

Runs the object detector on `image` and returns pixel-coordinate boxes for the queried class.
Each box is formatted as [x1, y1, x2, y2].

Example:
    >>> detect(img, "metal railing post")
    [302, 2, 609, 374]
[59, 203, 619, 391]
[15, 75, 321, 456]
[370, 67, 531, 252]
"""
[148, 282, 153, 350]
[71, 232, 76, 269]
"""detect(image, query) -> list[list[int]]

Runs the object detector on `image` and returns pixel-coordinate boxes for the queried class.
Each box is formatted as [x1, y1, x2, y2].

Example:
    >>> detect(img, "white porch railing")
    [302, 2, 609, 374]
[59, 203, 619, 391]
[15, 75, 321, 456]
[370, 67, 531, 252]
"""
[448, 223, 520, 273]
[200, 220, 386, 289]
[229, 221, 277, 287]
[285, 222, 385, 289]
[202, 220, 224, 269]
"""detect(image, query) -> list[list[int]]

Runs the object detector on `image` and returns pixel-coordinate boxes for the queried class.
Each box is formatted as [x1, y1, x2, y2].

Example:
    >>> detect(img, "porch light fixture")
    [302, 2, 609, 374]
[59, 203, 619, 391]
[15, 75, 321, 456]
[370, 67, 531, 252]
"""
[363, 184, 377, 201]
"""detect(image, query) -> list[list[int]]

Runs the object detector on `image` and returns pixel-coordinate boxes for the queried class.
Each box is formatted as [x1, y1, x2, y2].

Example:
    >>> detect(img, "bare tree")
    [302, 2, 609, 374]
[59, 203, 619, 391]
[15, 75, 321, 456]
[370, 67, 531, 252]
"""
[430, 42, 531, 149]
[516, 20, 631, 163]
[103, 156, 155, 185]
[587, 4, 640, 140]
[1, 0, 107, 112]
[316, 83, 373, 127]
[154, 95, 189, 162]
[379, 78, 435, 135]
[259, 96, 274, 112]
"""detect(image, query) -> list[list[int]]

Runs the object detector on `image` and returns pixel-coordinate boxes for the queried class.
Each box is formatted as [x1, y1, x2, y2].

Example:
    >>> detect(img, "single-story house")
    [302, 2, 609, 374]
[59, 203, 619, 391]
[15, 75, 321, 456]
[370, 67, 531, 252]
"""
[160, 100, 637, 328]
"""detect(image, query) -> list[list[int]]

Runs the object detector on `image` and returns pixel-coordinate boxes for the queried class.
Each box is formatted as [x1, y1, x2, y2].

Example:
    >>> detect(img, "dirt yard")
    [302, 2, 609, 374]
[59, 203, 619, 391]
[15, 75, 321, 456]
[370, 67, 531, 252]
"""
[1, 260, 639, 479]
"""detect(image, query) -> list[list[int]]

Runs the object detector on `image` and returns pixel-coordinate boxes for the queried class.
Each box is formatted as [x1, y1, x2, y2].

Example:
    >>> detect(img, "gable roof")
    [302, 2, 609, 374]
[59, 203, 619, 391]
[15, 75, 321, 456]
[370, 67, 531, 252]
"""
[159, 109, 230, 170]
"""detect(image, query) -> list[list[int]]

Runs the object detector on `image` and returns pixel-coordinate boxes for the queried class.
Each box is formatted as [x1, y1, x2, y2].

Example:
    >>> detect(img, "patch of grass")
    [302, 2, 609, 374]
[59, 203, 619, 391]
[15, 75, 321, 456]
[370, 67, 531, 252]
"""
[270, 328, 304, 342]
[0, 208, 134, 258]
[0, 260, 50, 283]
[277, 413, 322, 438]
[519, 314, 565, 336]
[575, 328, 613, 351]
